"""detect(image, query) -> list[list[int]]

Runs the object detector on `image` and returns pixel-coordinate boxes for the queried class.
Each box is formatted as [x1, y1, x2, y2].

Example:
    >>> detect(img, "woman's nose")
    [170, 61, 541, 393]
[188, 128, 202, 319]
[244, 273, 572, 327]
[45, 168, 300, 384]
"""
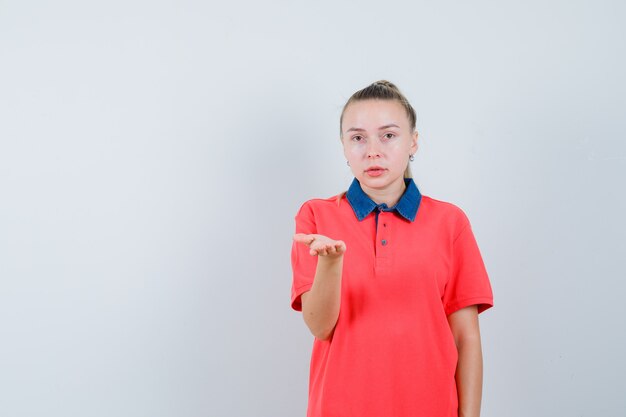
[366, 140, 381, 158]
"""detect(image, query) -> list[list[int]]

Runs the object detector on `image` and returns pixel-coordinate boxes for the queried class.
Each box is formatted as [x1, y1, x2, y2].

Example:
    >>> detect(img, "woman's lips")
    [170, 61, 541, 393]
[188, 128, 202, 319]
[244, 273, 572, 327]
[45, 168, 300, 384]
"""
[366, 168, 386, 177]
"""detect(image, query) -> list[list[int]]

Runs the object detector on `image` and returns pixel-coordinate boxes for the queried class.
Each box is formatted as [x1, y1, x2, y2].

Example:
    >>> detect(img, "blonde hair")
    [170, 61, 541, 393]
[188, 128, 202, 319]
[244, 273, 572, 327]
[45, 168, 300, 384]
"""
[336, 80, 417, 205]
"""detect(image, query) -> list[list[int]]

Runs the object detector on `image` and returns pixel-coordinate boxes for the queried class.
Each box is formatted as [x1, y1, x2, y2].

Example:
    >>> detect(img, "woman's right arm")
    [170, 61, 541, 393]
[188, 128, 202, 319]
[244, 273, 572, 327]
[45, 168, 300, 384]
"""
[293, 233, 346, 341]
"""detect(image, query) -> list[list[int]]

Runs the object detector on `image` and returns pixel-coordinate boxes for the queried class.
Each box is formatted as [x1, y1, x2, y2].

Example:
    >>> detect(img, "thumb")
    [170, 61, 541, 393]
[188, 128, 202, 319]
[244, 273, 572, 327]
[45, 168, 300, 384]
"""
[293, 233, 316, 245]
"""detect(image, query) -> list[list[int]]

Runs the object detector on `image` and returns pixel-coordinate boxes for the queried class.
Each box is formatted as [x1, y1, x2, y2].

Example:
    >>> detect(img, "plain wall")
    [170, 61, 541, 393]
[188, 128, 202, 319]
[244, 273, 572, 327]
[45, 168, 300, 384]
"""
[1, 1, 624, 416]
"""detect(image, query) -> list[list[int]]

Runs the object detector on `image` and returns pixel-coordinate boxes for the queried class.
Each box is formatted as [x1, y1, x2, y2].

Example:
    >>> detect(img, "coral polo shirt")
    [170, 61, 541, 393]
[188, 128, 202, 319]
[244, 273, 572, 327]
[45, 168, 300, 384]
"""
[290, 177, 494, 417]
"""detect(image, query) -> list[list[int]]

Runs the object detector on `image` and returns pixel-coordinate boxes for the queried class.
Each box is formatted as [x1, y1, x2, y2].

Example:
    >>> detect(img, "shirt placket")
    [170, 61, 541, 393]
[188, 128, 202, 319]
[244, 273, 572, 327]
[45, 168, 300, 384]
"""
[375, 208, 391, 275]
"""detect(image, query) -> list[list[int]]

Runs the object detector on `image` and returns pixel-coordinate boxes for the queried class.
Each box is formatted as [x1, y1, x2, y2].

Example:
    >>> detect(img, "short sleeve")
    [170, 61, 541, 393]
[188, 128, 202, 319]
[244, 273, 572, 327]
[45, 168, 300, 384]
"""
[442, 218, 494, 316]
[290, 202, 318, 312]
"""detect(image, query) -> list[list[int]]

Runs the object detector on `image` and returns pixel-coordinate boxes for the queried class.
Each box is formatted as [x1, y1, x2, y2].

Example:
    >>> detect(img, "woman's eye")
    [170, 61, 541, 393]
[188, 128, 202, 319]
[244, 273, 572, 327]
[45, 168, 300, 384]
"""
[352, 135, 363, 142]
[384, 133, 395, 139]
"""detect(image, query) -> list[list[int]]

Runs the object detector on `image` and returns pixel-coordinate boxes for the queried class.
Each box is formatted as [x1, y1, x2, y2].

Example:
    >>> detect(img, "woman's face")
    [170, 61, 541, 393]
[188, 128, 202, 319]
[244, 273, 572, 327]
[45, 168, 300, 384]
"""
[341, 99, 418, 192]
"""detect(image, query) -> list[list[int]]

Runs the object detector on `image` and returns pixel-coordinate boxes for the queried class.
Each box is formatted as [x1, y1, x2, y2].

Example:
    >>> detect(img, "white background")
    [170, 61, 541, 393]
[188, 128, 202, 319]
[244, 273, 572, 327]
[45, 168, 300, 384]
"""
[1, 1, 624, 416]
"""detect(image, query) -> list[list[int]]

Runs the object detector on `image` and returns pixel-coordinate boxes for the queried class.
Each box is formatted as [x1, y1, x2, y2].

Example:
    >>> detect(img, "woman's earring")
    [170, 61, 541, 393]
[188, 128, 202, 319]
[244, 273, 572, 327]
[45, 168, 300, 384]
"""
[347, 160, 350, 166]
[409, 154, 415, 162]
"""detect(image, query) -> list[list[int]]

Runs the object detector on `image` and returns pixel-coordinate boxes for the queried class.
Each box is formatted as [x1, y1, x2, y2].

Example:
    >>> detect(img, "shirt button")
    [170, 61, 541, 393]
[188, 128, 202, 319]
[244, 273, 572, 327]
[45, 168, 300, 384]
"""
[383, 223, 387, 227]
[381, 239, 387, 246]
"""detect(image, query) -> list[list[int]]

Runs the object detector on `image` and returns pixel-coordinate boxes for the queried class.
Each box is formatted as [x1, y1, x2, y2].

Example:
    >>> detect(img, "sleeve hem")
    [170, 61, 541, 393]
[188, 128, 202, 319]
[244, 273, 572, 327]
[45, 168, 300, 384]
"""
[445, 296, 494, 316]
[291, 282, 314, 312]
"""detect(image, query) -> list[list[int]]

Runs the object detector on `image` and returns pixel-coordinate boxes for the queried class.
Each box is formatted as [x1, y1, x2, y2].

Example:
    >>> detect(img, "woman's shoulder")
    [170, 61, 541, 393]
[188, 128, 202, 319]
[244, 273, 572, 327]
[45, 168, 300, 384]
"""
[294, 191, 347, 217]
[420, 194, 471, 228]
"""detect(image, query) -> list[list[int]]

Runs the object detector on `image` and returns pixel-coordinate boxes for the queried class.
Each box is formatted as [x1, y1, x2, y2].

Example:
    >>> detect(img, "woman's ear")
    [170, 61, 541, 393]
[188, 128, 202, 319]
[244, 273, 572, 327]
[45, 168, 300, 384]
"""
[410, 130, 419, 153]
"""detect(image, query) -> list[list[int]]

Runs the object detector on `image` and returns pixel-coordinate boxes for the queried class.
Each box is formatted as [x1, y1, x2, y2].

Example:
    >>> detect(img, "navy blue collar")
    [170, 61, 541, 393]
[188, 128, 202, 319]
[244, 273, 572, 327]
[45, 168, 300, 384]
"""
[346, 177, 422, 222]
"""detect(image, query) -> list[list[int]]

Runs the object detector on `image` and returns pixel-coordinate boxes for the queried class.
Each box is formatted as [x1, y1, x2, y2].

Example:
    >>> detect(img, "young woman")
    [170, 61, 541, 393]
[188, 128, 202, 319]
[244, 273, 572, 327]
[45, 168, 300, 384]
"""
[290, 80, 494, 417]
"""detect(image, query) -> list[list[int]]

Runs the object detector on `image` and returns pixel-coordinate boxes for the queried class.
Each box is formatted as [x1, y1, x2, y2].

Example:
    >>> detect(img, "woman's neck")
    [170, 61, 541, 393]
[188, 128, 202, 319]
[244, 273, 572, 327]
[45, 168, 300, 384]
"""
[361, 178, 406, 207]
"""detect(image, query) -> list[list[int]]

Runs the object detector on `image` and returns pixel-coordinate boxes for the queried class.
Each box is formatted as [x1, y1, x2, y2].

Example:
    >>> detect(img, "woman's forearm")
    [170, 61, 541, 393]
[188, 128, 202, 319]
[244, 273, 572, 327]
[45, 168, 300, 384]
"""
[302, 256, 343, 340]
[455, 334, 484, 417]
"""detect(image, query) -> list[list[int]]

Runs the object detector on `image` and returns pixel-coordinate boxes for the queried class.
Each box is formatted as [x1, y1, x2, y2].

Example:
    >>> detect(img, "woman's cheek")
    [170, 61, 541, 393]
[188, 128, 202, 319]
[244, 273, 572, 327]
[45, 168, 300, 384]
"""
[348, 144, 365, 156]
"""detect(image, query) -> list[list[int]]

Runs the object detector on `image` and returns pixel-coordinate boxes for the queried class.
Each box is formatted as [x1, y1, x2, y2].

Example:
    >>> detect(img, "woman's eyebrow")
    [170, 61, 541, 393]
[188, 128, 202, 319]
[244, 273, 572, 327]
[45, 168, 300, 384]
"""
[345, 123, 400, 133]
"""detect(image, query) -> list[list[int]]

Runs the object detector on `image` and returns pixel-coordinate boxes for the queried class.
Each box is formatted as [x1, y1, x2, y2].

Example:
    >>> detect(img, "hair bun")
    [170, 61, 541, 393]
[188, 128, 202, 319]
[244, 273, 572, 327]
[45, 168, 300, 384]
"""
[374, 80, 399, 91]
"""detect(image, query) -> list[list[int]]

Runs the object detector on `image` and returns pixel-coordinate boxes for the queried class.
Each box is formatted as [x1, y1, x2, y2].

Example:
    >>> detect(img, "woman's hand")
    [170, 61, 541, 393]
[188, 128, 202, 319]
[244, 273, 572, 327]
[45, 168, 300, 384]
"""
[293, 233, 346, 258]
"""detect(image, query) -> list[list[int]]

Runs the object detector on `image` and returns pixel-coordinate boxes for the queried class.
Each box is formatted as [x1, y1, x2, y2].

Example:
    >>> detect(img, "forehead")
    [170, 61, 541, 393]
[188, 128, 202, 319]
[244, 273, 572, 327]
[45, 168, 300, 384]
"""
[342, 99, 409, 131]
